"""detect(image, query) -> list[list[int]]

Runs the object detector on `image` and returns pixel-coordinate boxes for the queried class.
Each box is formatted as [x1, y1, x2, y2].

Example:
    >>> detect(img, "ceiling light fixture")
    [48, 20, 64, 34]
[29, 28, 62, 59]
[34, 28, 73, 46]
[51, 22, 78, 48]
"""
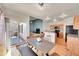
[53, 18, 57, 22]
[38, 3, 46, 10]
[39, 3, 44, 7]
[59, 13, 68, 18]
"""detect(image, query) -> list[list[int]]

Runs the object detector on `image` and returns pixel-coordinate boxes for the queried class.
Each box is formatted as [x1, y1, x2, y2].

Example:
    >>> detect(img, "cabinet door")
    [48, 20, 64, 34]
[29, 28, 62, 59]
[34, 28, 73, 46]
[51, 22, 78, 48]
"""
[73, 16, 79, 29]
[67, 37, 79, 56]
[71, 38, 79, 56]
[67, 37, 73, 55]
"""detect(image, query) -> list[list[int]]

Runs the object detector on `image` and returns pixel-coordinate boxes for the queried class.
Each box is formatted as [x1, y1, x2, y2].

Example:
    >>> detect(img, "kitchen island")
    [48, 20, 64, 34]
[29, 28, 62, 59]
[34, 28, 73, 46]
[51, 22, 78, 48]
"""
[44, 31, 56, 43]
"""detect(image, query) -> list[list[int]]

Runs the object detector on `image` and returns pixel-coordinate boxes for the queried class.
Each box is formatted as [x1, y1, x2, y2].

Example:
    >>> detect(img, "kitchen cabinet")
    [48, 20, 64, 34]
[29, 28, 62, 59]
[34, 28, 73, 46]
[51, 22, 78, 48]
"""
[67, 35, 79, 56]
[73, 16, 79, 29]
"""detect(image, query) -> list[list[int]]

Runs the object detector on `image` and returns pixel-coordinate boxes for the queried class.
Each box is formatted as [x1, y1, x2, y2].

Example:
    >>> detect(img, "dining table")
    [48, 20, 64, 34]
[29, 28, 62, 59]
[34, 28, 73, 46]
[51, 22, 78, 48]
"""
[26, 38, 55, 56]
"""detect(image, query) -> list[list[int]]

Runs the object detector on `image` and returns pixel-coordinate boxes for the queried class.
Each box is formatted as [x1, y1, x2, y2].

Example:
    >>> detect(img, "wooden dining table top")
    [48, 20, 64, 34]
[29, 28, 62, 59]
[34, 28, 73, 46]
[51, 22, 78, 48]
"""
[26, 37, 55, 54]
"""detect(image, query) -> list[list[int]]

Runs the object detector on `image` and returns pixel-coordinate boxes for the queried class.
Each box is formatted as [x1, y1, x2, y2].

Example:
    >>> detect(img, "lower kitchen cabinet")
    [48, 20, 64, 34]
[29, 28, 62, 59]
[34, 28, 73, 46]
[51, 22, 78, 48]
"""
[67, 35, 79, 56]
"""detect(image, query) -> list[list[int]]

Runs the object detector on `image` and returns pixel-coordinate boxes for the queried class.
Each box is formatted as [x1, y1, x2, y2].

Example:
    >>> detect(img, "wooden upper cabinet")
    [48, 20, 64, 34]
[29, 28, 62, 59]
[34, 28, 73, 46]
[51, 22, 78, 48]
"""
[73, 16, 79, 29]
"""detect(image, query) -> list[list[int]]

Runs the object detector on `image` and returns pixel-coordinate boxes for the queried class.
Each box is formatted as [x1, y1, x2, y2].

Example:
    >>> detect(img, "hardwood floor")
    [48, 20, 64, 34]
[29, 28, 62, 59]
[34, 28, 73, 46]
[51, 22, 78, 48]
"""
[48, 37, 71, 56]
[0, 44, 6, 56]
[56, 38, 65, 45]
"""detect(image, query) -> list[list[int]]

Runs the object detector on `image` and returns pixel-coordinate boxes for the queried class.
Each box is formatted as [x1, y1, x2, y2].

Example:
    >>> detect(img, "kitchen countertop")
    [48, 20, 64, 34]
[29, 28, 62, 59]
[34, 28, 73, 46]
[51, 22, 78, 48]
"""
[27, 38, 55, 55]
[67, 34, 79, 38]
[44, 31, 55, 33]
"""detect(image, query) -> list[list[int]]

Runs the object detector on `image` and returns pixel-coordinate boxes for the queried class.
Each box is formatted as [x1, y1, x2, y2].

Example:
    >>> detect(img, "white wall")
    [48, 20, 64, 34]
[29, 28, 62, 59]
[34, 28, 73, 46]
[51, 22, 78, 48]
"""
[64, 17, 74, 25]
[42, 20, 47, 31]
[43, 20, 53, 31]
[24, 17, 30, 37]
[30, 19, 43, 32]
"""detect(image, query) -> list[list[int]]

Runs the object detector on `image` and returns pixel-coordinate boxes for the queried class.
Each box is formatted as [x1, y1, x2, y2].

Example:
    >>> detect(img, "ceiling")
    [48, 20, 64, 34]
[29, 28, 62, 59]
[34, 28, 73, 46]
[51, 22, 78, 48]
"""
[0, 3, 79, 21]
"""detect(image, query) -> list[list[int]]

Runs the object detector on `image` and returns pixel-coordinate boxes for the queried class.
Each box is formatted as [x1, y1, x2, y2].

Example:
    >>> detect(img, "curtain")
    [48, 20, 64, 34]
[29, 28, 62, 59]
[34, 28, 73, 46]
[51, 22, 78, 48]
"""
[0, 9, 5, 45]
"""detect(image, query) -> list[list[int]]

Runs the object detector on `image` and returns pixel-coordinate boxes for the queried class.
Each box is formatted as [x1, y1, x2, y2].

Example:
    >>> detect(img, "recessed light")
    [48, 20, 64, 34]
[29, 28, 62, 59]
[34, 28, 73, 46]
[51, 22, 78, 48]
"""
[53, 18, 57, 22]
[45, 16, 50, 20]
